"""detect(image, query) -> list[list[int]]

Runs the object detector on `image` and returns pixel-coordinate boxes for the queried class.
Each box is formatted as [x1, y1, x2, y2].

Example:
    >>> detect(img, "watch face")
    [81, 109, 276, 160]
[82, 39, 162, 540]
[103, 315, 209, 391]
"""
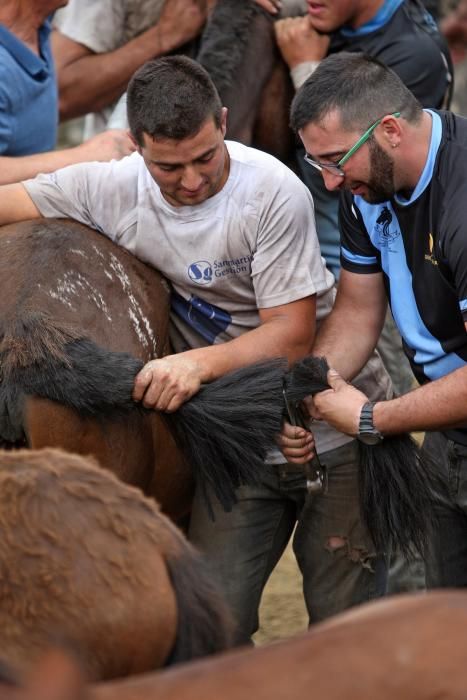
[358, 432, 384, 446]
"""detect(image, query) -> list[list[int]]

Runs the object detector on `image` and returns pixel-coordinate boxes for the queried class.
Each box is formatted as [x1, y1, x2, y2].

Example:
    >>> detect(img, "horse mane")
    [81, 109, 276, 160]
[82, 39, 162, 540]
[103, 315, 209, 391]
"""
[197, 0, 264, 96]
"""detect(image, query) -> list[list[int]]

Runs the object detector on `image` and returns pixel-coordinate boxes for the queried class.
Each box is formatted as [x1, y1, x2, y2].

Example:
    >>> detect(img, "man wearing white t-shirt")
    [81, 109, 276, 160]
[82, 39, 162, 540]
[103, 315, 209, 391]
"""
[0, 56, 390, 642]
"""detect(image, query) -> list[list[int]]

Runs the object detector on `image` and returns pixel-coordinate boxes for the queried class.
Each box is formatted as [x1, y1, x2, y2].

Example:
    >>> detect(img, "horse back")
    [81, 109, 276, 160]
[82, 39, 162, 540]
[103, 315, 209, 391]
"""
[0, 218, 171, 359]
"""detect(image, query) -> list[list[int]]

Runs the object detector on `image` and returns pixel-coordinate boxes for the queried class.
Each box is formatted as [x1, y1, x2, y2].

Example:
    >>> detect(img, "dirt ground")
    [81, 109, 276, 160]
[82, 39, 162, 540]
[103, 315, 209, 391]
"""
[254, 540, 308, 645]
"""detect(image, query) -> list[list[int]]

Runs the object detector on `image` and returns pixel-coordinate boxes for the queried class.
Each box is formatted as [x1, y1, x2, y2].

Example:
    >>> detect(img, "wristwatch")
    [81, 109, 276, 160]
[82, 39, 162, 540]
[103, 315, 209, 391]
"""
[358, 402, 384, 445]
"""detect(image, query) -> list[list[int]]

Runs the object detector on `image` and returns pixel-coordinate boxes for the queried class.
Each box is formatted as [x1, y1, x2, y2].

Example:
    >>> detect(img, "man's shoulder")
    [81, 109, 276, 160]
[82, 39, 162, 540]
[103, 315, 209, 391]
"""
[226, 140, 306, 189]
[435, 113, 467, 194]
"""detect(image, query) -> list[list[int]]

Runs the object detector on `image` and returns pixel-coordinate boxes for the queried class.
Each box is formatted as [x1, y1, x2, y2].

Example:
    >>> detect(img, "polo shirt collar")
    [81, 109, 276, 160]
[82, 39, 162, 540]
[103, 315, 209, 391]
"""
[0, 19, 51, 78]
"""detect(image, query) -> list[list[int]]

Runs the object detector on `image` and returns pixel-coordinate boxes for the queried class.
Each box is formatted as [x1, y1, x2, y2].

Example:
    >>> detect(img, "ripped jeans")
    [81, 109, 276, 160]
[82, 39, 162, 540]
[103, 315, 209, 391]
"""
[189, 440, 388, 644]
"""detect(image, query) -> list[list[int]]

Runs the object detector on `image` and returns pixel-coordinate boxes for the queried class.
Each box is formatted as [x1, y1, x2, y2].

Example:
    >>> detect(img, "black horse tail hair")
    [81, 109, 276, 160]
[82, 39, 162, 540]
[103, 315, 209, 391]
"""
[0, 313, 144, 417]
[164, 539, 235, 664]
[3, 313, 442, 558]
[1, 314, 289, 514]
[167, 358, 289, 516]
[284, 356, 444, 559]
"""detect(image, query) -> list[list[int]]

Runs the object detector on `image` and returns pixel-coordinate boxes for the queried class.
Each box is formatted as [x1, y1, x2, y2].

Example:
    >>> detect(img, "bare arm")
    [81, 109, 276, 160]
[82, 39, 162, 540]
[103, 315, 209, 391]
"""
[52, 0, 207, 121]
[0, 184, 41, 226]
[277, 270, 386, 462]
[313, 269, 387, 381]
[133, 295, 317, 411]
[0, 129, 135, 186]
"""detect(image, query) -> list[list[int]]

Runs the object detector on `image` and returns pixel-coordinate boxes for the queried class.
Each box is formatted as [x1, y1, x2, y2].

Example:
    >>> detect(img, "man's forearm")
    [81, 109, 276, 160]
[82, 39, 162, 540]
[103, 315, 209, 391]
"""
[55, 29, 170, 120]
[313, 301, 386, 381]
[0, 148, 92, 186]
[181, 315, 315, 384]
[54, 3, 207, 121]
[374, 365, 467, 436]
[0, 128, 134, 187]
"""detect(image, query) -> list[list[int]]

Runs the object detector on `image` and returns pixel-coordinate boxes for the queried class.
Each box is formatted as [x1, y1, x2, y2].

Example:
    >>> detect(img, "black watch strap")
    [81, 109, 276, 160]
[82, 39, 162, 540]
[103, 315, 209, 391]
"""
[358, 402, 384, 445]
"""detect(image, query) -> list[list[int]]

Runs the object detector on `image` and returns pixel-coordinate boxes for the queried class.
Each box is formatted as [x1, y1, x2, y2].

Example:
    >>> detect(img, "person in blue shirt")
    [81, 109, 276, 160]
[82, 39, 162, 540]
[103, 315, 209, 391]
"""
[0, 0, 134, 185]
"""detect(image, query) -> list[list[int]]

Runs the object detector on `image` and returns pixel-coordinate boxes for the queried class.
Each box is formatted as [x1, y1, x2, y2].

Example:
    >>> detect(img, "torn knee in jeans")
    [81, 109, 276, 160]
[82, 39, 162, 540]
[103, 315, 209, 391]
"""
[325, 536, 375, 572]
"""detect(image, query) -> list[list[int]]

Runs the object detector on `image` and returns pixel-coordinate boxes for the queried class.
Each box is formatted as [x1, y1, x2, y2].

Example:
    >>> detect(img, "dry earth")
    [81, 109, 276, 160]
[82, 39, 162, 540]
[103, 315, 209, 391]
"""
[254, 540, 308, 645]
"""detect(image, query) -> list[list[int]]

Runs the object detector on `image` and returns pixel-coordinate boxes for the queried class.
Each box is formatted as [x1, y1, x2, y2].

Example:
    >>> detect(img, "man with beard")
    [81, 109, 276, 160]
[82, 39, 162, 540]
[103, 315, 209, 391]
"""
[274, 0, 452, 278]
[274, 0, 452, 402]
[280, 52, 467, 590]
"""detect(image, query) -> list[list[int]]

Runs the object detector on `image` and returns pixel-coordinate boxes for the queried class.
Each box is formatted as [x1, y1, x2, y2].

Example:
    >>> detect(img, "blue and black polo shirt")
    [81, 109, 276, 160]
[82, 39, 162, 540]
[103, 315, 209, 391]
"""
[340, 110, 467, 444]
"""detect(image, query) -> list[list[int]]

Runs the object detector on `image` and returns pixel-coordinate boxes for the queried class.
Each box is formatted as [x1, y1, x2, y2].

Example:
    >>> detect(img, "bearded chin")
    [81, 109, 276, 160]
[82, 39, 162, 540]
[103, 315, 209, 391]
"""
[366, 138, 396, 203]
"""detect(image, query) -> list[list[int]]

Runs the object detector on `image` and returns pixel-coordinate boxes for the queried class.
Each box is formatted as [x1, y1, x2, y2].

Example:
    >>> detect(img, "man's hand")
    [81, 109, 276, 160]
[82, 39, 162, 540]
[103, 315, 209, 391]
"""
[276, 420, 315, 464]
[310, 369, 368, 436]
[133, 355, 204, 412]
[274, 15, 330, 68]
[76, 129, 136, 163]
[253, 0, 282, 15]
[157, 0, 208, 53]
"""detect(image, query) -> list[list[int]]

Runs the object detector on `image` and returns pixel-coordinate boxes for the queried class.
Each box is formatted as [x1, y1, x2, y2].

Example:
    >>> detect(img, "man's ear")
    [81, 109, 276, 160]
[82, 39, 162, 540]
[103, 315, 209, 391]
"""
[220, 107, 228, 137]
[129, 131, 141, 154]
[380, 114, 402, 149]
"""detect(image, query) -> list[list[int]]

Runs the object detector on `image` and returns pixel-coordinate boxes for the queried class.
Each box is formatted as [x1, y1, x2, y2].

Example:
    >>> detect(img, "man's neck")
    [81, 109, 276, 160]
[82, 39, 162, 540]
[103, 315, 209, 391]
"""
[350, 0, 387, 28]
[397, 112, 434, 195]
[0, 2, 45, 54]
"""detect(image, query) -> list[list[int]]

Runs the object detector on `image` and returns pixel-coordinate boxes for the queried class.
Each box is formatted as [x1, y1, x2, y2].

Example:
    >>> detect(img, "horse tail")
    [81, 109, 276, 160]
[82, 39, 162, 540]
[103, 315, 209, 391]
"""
[166, 358, 288, 516]
[0, 312, 289, 514]
[163, 536, 234, 664]
[0, 312, 144, 417]
[284, 356, 443, 559]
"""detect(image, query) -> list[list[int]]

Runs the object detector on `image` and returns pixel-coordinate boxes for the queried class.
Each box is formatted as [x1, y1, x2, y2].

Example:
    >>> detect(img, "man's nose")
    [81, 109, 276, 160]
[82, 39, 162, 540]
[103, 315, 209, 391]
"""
[321, 169, 344, 192]
[181, 166, 204, 191]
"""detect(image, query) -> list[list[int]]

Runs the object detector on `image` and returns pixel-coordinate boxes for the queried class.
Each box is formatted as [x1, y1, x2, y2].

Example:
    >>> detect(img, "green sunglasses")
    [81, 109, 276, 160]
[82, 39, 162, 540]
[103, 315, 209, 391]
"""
[304, 112, 401, 177]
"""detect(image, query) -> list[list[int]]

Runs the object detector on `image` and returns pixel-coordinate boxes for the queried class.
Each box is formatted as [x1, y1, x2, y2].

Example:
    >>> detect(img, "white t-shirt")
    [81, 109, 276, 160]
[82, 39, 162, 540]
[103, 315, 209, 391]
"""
[23, 140, 390, 455]
[24, 141, 334, 348]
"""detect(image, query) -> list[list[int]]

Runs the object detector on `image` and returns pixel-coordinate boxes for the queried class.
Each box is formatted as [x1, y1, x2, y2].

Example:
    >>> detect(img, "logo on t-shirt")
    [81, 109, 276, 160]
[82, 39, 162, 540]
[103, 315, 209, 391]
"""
[188, 261, 213, 285]
[374, 206, 400, 247]
[188, 255, 253, 285]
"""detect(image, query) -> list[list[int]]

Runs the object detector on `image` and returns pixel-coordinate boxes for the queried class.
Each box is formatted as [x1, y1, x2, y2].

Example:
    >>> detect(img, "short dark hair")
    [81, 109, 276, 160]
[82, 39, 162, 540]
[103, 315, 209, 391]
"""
[127, 55, 223, 146]
[290, 53, 423, 134]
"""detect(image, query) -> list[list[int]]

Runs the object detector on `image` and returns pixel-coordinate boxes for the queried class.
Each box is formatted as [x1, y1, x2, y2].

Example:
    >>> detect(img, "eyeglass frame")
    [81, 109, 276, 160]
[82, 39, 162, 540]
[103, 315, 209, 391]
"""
[303, 111, 401, 177]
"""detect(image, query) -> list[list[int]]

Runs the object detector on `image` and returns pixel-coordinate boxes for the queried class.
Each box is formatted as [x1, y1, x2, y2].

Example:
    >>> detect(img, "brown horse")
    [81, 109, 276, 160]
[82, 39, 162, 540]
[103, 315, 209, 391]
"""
[0, 448, 233, 680]
[88, 589, 467, 699]
[0, 218, 300, 522]
[6, 590, 466, 699]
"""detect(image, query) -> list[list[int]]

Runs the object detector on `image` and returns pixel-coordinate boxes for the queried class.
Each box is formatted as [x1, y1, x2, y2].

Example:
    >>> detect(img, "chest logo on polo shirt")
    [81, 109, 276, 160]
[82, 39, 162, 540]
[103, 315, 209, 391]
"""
[188, 261, 213, 285]
[374, 206, 400, 247]
[424, 233, 438, 267]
